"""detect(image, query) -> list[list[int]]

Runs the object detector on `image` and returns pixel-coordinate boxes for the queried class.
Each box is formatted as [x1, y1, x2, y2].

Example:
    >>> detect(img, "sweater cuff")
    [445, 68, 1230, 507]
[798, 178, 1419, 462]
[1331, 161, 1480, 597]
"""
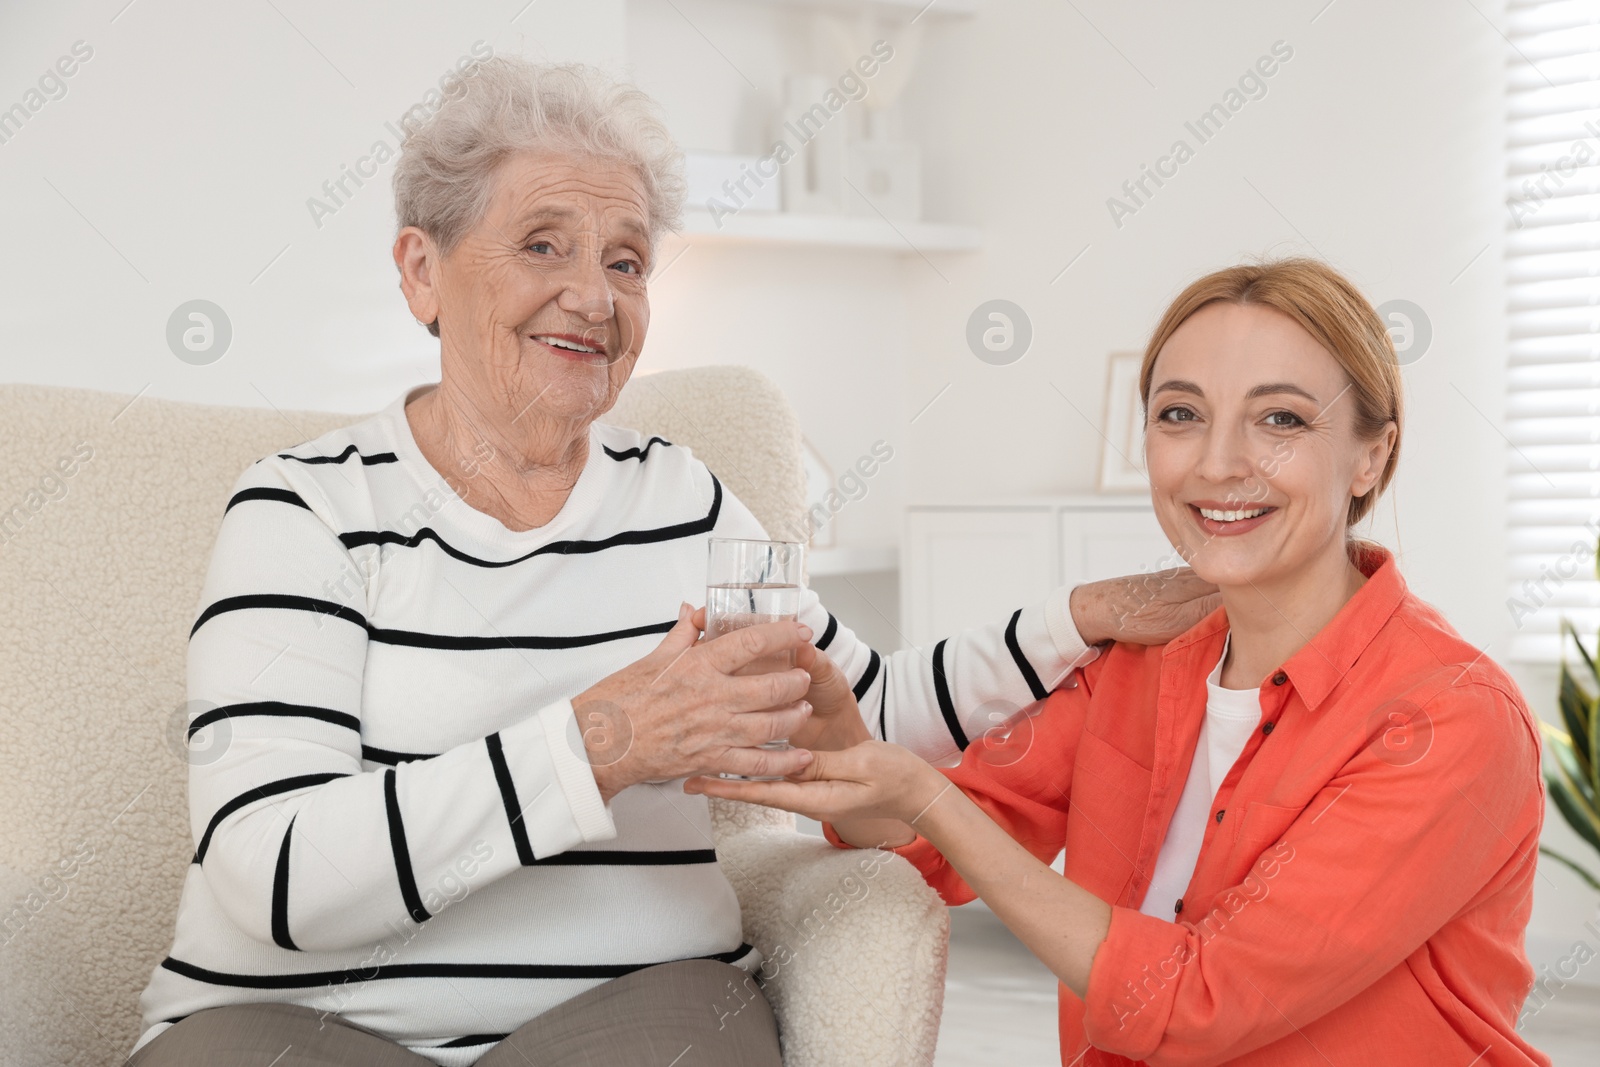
[536, 700, 617, 844]
[493, 702, 617, 860]
[1082, 904, 1188, 1060]
[1044, 584, 1103, 670]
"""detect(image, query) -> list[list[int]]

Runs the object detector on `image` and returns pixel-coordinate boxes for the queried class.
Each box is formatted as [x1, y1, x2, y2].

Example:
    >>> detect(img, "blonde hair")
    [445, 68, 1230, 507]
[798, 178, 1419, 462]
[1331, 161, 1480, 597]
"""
[1138, 258, 1403, 525]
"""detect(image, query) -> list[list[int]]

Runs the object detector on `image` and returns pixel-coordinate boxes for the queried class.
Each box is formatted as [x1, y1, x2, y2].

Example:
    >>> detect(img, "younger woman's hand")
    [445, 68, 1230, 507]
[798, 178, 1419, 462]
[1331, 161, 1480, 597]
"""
[683, 739, 942, 826]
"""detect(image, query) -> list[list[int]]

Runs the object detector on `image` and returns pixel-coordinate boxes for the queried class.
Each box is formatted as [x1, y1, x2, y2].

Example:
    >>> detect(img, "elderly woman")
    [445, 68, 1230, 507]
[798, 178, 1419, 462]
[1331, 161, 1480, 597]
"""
[691, 259, 1550, 1066]
[124, 58, 1214, 1067]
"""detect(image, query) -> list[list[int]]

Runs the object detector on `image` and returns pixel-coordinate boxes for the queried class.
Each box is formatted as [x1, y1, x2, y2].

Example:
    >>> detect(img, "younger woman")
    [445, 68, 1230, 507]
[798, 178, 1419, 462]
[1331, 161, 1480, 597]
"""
[689, 259, 1549, 1066]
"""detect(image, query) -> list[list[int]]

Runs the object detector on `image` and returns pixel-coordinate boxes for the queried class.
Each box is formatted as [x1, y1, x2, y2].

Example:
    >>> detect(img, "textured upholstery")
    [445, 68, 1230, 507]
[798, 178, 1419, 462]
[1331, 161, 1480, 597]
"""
[0, 367, 947, 1067]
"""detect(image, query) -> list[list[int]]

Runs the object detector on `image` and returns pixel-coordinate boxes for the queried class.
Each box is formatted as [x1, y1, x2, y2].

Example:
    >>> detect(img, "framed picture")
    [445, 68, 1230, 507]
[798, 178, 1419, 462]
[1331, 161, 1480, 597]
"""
[1097, 351, 1147, 492]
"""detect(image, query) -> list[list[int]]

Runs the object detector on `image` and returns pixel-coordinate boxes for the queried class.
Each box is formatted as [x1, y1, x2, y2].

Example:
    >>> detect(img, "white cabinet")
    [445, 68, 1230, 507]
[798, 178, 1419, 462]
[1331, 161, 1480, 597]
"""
[902, 506, 1056, 646]
[902, 497, 1176, 647]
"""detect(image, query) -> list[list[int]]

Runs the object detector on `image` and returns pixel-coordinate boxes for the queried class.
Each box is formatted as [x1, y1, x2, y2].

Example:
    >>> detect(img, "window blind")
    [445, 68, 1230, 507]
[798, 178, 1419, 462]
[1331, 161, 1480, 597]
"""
[1506, 0, 1600, 662]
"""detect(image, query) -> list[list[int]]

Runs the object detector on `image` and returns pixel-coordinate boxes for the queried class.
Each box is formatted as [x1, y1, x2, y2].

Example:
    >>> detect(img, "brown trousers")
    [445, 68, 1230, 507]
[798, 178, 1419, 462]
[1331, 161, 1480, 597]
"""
[124, 959, 783, 1066]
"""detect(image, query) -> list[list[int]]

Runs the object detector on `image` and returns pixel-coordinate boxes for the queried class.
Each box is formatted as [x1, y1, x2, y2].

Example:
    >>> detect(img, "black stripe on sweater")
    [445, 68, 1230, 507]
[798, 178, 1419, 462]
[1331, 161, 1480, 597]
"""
[194, 772, 350, 864]
[224, 487, 311, 515]
[486, 732, 536, 865]
[527, 849, 718, 866]
[271, 816, 299, 951]
[1005, 608, 1050, 702]
[188, 702, 360, 741]
[158, 942, 757, 988]
[816, 613, 839, 651]
[191, 595, 671, 654]
[367, 618, 675, 652]
[384, 769, 431, 924]
[191, 595, 367, 640]
[336, 475, 723, 568]
[362, 743, 438, 766]
[852, 650, 881, 703]
[602, 437, 671, 462]
[276, 444, 398, 466]
[436, 1034, 508, 1049]
[931, 639, 969, 751]
[878, 674, 889, 742]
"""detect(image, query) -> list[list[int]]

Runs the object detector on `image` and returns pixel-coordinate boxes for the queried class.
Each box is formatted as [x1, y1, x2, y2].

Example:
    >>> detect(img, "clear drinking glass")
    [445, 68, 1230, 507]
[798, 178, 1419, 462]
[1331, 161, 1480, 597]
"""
[705, 537, 806, 782]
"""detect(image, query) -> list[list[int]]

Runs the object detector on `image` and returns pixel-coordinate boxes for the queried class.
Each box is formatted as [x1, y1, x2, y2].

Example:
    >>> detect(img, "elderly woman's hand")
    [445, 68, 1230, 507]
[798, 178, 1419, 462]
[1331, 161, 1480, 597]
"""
[573, 604, 816, 801]
[689, 607, 867, 755]
[1070, 566, 1221, 645]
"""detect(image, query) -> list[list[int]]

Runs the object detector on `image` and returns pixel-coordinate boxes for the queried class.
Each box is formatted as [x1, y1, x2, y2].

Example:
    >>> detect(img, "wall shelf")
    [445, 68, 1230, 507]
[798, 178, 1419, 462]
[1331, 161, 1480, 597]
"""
[672, 206, 981, 252]
[810, 544, 900, 576]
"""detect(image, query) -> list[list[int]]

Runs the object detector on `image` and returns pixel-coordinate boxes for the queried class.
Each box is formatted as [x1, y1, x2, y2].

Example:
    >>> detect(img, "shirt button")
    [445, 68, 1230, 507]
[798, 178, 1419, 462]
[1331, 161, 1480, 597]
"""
[1215, 809, 1226, 823]
[1271, 671, 1288, 686]
[1174, 898, 1184, 915]
[1262, 721, 1276, 735]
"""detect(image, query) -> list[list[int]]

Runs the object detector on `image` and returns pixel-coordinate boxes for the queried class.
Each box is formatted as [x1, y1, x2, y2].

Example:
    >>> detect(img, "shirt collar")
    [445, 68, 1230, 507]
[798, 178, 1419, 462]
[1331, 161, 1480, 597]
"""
[1164, 541, 1406, 711]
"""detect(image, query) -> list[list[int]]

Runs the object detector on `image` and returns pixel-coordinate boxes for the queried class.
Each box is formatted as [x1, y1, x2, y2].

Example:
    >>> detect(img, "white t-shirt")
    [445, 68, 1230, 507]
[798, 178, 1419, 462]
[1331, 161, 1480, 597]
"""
[1138, 636, 1262, 919]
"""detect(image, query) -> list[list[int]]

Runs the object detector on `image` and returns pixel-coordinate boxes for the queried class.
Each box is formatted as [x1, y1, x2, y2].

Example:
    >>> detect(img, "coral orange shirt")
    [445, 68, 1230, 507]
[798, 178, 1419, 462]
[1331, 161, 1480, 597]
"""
[827, 544, 1549, 1066]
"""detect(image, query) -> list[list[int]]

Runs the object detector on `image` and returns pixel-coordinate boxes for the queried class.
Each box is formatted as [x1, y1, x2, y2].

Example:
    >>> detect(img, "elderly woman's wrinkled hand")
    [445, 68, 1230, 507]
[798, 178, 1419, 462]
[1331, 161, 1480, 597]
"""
[572, 603, 816, 800]
[689, 607, 868, 755]
[1070, 566, 1221, 645]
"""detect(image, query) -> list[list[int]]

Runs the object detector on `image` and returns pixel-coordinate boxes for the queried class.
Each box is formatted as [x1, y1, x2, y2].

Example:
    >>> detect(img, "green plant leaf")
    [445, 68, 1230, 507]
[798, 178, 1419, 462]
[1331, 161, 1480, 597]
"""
[1547, 771, 1600, 855]
[1591, 673, 1600, 802]
[1546, 616, 1600, 875]
[1565, 618, 1598, 682]
[1545, 725, 1598, 812]
[1577, 620, 1600, 796]
[1557, 660, 1595, 784]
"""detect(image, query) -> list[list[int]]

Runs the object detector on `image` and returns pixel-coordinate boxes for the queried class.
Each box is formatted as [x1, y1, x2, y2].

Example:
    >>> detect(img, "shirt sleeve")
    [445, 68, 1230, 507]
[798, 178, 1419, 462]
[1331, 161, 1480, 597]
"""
[821, 655, 1104, 900]
[186, 459, 616, 954]
[711, 486, 1100, 764]
[1080, 679, 1544, 1066]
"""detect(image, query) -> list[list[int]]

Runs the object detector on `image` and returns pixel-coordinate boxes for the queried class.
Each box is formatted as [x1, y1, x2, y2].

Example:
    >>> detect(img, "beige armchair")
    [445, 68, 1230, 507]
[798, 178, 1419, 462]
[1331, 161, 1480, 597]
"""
[0, 367, 948, 1067]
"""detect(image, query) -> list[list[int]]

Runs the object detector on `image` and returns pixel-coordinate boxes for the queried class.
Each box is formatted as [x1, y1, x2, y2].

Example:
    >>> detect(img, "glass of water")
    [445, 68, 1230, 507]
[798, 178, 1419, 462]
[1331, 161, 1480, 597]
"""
[705, 537, 806, 781]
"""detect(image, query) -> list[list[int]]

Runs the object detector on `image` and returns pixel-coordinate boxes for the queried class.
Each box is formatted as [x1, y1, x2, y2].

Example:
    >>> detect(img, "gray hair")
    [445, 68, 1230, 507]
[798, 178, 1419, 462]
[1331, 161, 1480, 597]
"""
[392, 58, 685, 329]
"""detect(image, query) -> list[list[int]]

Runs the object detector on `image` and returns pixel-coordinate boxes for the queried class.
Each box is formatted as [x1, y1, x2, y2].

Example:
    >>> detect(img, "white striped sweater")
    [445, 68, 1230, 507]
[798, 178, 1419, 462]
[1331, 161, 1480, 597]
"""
[130, 382, 1093, 1065]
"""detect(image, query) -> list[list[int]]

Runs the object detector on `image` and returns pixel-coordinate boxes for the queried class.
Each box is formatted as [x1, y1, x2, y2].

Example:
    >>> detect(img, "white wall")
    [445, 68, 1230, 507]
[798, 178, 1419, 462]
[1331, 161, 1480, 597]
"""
[0, 0, 625, 414]
[900, 0, 1504, 633]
